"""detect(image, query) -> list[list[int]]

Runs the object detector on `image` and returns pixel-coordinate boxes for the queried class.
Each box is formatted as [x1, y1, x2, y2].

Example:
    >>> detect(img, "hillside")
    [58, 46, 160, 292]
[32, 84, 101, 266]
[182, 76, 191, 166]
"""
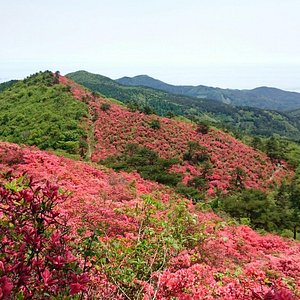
[67, 71, 300, 141]
[59, 74, 291, 197]
[0, 72, 299, 299]
[0, 71, 294, 198]
[289, 107, 300, 120]
[1, 141, 299, 299]
[117, 75, 300, 112]
[0, 79, 18, 92]
[0, 71, 89, 156]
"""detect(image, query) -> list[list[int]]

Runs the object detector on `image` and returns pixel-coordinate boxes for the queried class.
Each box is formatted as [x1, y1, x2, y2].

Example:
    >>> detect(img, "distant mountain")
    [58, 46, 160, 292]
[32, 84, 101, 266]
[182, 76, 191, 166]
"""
[117, 75, 194, 95]
[67, 70, 300, 141]
[117, 75, 300, 111]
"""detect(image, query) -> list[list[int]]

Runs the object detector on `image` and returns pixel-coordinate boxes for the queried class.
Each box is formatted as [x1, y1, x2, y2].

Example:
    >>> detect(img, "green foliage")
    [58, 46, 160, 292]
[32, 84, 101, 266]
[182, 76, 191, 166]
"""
[175, 184, 203, 202]
[149, 119, 161, 130]
[230, 167, 246, 190]
[183, 141, 210, 165]
[101, 144, 209, 201]
[248, 135, 300, 167]
[188, 175, 208, 189]
[0, 71, 89, 156]
[251, 136, 264, 151]
[80, 196, 202, 298]
[218, 189, 278, 232]
[213, 178, 300, 238]
[0, 80, 18, 93]
[266, 136, 285, 161]
[100, 103, 111, 111]
[142, 105, 155, 115]
[101, 144, 182, 186]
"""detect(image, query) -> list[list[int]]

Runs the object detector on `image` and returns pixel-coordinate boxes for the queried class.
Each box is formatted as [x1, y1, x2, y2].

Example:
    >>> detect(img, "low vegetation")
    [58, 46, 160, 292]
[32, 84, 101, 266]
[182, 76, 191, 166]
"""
[0, 71, 88, 156]
[0, 72, 300, 299]
[0, 142, 299, 299]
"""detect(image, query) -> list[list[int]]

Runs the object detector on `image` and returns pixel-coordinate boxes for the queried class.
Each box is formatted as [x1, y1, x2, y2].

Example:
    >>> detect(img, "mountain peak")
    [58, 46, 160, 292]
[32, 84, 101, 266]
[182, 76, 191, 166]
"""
[117, 74, 167, 89]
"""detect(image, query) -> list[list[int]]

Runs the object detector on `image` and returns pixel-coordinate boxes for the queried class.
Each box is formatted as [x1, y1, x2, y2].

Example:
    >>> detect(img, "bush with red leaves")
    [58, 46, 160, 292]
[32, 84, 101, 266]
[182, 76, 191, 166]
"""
[0, 174, 90, 299]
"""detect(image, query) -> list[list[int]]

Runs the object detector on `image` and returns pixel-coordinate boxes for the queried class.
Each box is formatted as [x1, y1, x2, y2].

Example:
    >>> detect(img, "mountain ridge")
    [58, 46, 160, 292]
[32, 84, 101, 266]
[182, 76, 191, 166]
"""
[116, 74, 300, 111]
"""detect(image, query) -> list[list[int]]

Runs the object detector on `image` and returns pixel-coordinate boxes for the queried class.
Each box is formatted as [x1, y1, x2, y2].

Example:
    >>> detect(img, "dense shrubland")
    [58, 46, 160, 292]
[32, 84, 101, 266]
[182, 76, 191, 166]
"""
[58, 74, 298, 238]
[0, 72, 88, 156]
[0, 174, 95, 299]
[249, 135, 300, 167]
[78, 85, 290, 196]
[0, 142, 299, 299]
[212, 173, 300, 239]
[0, 73, 300, 298]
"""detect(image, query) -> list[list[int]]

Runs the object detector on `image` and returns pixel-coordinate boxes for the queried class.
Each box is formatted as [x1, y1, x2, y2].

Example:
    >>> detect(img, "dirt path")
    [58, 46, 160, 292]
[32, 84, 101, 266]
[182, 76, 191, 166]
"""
[85, 104, 96, 161]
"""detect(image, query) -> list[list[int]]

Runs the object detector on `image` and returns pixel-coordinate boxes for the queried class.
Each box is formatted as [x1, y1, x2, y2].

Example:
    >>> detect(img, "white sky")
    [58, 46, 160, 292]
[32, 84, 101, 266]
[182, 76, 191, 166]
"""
[1, 0, 300, 90]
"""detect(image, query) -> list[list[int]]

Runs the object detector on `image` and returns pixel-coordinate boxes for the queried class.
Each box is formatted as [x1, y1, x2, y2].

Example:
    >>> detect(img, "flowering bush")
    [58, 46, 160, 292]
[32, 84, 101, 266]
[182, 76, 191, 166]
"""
[0, 142, 299, 299]
[0, 174, 91, 299]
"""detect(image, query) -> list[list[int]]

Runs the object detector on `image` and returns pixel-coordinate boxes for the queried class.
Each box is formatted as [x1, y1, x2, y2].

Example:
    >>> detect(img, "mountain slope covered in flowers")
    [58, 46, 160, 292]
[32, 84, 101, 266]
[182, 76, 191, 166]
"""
[0, 72, 299, 299]
[0, 141, 299, 299]
[59, 75, 292, 197]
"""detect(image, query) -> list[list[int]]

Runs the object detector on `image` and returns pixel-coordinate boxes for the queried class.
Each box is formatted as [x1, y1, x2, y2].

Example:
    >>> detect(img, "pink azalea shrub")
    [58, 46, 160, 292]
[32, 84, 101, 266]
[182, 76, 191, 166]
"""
[0, 142, 299, 299]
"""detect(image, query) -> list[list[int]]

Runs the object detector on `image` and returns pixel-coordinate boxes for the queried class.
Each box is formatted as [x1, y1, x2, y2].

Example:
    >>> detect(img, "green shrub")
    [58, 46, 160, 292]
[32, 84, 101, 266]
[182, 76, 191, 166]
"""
[100, 103, 111, 111]
[101, 144, 182, 186]
[149, 119, 161, 130]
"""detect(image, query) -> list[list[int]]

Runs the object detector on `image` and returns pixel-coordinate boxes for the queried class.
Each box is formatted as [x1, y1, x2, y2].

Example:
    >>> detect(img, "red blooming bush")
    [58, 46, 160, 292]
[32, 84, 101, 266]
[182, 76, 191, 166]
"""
[0, 174, 90, 299]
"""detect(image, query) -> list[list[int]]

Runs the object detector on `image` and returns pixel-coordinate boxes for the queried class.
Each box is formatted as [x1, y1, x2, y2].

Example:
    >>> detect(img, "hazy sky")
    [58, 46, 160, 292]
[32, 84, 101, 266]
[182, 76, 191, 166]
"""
[1, 0, 300, 90]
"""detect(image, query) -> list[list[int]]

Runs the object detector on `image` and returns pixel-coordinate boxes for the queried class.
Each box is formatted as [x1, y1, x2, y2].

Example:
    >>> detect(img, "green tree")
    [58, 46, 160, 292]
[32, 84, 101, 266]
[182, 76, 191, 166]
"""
[220, 189, 279, 232]
[289, 166, 300, 239]
[266, 136, 285, 161]
[251, 136, 264, 151]
[183, 141, 210, 165]
[149, 119, 161, 130]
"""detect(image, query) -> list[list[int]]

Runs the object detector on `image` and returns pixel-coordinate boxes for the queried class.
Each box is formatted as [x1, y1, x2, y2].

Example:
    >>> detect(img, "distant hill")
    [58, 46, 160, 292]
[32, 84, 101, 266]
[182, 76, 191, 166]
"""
[289, 107, 300, 118]
[117, 75, 300, 112]
[67, 70, 300, 141]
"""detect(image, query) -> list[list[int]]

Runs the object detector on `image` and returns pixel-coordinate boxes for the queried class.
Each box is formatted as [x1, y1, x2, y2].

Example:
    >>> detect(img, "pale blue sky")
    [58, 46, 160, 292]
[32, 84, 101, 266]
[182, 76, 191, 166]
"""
[1, 0, 300, 90]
